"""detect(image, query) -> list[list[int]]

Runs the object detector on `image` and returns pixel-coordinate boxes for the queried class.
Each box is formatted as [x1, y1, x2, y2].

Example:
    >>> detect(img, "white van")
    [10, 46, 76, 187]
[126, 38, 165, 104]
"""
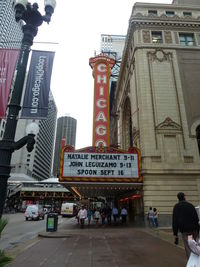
[61, 203, 77, 217]
[25, 205, 45, 221]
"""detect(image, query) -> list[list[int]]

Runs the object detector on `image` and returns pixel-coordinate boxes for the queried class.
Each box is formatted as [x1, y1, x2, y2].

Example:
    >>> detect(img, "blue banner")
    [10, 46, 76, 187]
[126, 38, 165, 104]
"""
[21, 50, 55, 118]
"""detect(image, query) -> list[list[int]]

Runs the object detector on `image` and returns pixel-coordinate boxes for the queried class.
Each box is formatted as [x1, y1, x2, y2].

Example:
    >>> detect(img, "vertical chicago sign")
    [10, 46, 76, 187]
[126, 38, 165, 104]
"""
[89, 54, 115, 147]
[59, 54, 142, 184]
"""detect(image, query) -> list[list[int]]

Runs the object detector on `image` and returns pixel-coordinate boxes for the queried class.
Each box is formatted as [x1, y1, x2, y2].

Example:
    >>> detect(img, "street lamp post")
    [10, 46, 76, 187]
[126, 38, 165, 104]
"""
[0, 0, 56, 218]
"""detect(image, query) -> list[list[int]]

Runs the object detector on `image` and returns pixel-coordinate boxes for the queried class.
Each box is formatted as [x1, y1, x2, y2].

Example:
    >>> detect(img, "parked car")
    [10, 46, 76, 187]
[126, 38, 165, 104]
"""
[25, 205, 45, 221]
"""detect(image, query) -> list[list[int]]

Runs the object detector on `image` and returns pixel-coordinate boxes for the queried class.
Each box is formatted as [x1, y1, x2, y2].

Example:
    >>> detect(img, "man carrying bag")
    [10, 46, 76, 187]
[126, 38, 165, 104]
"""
[172, 192, 199, 259]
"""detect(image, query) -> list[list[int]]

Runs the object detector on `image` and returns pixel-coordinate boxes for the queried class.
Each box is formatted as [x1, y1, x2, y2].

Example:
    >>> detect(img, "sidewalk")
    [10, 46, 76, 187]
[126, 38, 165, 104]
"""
[9, 218, 187, 267]
[40, 217, 184, 248]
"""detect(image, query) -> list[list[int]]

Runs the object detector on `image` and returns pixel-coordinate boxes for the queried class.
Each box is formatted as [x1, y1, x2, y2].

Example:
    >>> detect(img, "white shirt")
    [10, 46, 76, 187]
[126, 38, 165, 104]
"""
[94, 210, 101, 219]
[121, 208, 128, 216]
[112, 208, 118, 215]
[78, 209, 87, 219]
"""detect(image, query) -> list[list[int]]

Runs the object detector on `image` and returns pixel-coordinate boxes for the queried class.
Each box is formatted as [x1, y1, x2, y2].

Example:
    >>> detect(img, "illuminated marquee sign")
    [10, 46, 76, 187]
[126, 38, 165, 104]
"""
[59, 146, 142, 183]
[89, 54, 115, 147]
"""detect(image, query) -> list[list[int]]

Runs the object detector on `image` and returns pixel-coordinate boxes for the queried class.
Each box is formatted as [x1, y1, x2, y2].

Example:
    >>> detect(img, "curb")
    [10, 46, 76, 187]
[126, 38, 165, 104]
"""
[38, 232, 72, 238]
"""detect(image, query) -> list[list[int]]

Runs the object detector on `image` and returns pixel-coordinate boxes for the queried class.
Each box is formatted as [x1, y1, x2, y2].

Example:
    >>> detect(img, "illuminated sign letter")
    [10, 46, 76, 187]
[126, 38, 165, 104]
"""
[96, 112, 107, 122]
[97, 63, 106, 72]
[96, 125, 106, 136]
[99, 86, 104, 96]
[95, 140, 107, 147]
[96, 99, 107, 109]
[97, 74, 106, 84]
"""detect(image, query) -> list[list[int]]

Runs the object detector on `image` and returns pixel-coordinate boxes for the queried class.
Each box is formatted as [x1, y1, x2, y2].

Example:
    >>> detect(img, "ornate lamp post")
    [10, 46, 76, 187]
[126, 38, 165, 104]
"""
[0, 0, 56, 218]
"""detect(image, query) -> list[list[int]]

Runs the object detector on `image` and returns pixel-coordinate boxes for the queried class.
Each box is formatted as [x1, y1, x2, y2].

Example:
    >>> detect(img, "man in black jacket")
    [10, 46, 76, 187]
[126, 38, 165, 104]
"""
[172, 192, 199, 259]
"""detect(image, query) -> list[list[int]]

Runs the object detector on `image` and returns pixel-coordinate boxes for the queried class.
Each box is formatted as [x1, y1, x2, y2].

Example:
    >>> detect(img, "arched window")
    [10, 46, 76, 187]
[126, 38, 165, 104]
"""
[196, 125, 200, 153]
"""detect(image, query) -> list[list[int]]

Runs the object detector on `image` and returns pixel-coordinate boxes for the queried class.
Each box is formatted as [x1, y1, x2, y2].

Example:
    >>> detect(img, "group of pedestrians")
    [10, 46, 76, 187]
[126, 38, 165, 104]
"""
[69, 192, 200, 265]
[76, 205, 128, 228]
[73, 192, 200, 265]
[147, 207, 159, 228]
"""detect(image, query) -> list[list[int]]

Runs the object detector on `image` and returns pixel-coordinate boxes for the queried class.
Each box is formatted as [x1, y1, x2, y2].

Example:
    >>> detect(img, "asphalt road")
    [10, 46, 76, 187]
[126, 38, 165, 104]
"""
[0, 213, 64, 252]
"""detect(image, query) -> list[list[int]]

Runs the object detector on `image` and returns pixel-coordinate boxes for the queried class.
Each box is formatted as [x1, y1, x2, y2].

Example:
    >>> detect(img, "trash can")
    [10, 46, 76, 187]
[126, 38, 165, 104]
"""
[46, 213, 58, 232]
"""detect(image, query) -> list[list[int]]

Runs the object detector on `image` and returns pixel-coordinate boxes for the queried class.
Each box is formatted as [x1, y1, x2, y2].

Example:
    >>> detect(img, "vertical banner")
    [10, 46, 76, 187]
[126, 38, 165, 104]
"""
[21, 50, 55, 119]
[89, 54, 115, 147]
[0, 49, 19, 118]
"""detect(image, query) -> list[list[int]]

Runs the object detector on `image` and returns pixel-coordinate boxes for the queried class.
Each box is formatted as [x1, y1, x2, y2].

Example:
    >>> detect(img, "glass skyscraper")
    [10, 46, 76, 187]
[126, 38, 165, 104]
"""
[53, 116, 77, 177]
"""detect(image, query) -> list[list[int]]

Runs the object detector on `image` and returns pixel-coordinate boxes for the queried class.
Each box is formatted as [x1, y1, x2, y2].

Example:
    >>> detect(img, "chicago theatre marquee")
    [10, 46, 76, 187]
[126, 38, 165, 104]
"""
[59, 54, 143, 219]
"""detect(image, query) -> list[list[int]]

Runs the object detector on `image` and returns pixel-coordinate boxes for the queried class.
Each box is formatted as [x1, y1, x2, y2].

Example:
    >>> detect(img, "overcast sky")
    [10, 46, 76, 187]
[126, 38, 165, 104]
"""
[31, 0, 172, 149]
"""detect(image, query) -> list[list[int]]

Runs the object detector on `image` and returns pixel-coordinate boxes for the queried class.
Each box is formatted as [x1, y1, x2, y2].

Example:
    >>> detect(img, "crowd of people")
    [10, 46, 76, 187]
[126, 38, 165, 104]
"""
[76, 205, 128, 228]
[76, 192, 200, 265]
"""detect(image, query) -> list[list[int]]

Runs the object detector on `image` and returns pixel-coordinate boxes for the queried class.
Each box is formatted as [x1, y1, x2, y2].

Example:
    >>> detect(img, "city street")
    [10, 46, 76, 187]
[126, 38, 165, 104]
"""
[0, 213, 65, 252]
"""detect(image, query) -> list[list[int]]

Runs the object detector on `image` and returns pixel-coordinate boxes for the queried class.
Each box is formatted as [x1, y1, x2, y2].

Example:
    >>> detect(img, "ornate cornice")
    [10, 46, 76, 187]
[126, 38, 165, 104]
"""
[132, 12, 200, 21]
[147, 48, 172, 62]
[130, 13, 200, 29]
[156, 117, 182, 133]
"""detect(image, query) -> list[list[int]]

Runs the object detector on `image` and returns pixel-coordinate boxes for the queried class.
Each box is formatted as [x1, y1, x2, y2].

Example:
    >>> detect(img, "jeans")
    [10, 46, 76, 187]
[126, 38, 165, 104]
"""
[149, 217, 155, 228]
[154, 218, 158, 227]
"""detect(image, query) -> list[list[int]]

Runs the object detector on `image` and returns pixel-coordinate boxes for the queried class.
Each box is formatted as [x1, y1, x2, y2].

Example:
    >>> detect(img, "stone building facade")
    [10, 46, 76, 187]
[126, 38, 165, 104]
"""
[112, 0, 200, 225]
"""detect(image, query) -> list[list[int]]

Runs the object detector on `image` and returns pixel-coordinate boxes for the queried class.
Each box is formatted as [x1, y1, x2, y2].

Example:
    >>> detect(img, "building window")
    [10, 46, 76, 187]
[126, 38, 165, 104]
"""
[183, 12, 192, 17]
[196, 125, 200, 154]
[179, 33, 195, 46]
[152, 31, 163, 43]
[166, 11, 175, 16]
[148, 10, 158, 16]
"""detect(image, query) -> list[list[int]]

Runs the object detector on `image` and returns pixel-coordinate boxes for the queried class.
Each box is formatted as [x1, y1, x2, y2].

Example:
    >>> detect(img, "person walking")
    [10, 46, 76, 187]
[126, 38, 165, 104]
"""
[94, 209, 101, 227]
[78, 206, 87, 228]
[147, 207, 155, 228]
[101, 209, 106, 225]
[106, 206, 112, 225]
[87, 209, 92, 225]
[172, 192, 199, 259]
[120, 207, 128, 224]
[112, 206, 119, 224]
[153, 208, 159, 228]
[76, 207, 80, 225]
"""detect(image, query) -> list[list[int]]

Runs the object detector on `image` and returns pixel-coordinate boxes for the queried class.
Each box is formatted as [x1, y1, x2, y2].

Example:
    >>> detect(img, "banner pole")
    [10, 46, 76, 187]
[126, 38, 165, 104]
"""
[0, 2, 56, 218]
